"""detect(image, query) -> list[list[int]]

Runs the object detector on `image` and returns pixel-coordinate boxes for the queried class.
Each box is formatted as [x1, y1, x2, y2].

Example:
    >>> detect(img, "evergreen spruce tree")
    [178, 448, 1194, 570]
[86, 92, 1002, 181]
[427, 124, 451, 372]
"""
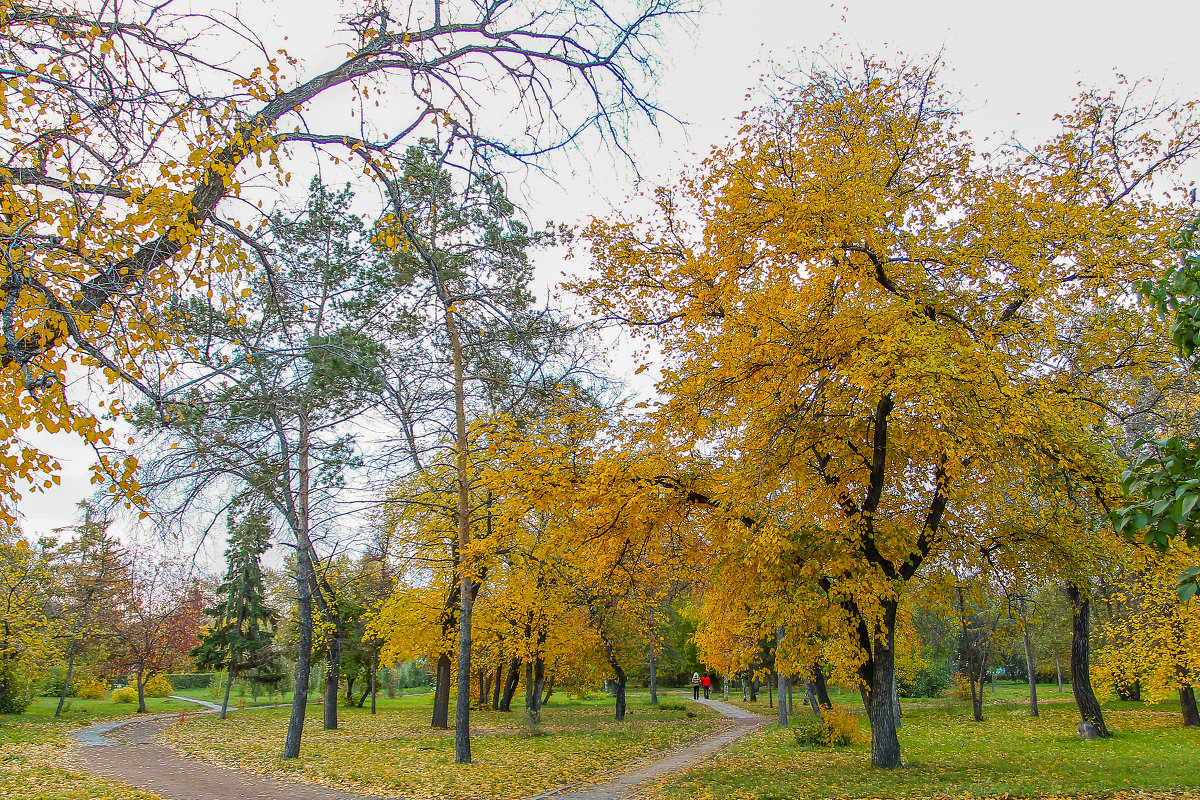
[192, 506, 279, 718]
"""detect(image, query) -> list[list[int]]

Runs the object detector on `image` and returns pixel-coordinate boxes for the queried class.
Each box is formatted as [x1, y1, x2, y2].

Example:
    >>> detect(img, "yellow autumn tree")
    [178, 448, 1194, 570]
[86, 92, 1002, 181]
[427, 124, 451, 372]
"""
[574, 56, 1200, 767]
[1094, 545, 1200, 726]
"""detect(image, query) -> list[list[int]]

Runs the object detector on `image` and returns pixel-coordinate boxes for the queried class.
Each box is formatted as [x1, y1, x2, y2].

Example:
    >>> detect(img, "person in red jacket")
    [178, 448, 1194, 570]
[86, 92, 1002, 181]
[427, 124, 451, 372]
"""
[701, 673, 712, 699]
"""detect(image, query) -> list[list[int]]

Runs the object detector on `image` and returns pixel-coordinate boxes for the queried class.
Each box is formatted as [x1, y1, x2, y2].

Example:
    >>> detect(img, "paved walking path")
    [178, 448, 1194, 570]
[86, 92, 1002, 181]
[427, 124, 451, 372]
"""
[65, 692, 767, 800]
[534, 693, 768, 800]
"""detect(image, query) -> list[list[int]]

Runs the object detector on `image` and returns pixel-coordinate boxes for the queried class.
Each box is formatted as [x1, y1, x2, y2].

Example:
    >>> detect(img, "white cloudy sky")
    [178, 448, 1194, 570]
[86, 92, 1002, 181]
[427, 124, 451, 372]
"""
[18, 0, 1200, 540]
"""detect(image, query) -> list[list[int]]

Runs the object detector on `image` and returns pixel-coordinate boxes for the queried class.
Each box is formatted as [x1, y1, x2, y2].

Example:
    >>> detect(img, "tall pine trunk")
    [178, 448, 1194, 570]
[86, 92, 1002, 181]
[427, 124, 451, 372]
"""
[1065, 585, 1110, 737]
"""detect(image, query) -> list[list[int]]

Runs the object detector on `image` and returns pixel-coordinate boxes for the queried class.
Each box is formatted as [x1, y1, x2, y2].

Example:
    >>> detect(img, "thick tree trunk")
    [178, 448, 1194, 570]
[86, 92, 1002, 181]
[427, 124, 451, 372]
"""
[1065, 585, 1110, 738]
[432, 653, 452, 728]
[499, 656, 521, 711]
[859, 602, 902, 769]
[55, 649, 77, 718]
[324, 633, 341, 730]
[524, 655, 545, 724]
[136, 672, 147, 714]
[1180, 686, 1200, 727]
[811, 663, 832, 708]
[612, 661, 627, 721]
[1020, 595, 1038, 717]
[749, 675, 758, 702]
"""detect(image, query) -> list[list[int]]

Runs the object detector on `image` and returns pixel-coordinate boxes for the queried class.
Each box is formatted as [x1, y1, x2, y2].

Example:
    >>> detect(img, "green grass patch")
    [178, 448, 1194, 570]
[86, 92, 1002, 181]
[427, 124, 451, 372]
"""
[643, 701, 1200, 800]
[166, 690, 719, 800]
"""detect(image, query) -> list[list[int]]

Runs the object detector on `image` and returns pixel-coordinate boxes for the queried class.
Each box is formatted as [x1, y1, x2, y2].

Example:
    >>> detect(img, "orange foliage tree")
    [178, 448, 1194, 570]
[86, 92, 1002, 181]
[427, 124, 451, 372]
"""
[574, 57, 1200, 767]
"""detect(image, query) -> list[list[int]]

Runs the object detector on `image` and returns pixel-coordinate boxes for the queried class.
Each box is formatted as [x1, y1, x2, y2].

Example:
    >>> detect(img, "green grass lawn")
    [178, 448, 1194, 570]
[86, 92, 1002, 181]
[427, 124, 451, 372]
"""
[166, 690, 721, 800]
[643, 693, 1200, 800]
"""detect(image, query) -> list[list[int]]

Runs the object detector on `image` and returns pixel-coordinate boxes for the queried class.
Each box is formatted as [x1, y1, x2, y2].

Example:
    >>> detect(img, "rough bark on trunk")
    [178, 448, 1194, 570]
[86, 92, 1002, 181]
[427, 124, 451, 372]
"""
[492, 664, 502, 710]
[805, 680, 822, 718]
[499, 656, 520, 711]
[1065, 585, 1110, 738]
[611, 660, 627, 721]
[858, 601, 902, 769]
[723, 667, 730, 701]
[323, 633, 341, 730]
[283, 544, 314, 758]
[432, 653, 452, 729]
[136, 672, 147, 714]
[221, 657, 235, 720]
[1180, 685, 1200, 727]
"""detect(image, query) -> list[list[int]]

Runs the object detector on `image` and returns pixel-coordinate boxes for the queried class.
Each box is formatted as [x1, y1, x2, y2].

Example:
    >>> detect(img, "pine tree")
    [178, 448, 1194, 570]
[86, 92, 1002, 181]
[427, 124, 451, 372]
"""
[192, 506, 279, 719]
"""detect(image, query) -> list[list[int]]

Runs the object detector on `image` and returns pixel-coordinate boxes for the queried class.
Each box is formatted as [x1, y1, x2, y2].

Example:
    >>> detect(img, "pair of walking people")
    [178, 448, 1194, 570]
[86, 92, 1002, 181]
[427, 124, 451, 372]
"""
[691, 672, 712, 700]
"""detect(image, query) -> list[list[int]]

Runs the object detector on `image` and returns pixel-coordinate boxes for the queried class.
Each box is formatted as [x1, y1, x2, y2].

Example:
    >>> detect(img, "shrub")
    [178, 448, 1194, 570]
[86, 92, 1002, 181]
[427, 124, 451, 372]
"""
[111, 686, 139, 704]
[947, 672, 977, 701]
[791, 705, 866, 747]
[166, 673, 214, 691]
[76, 679, 109, 700]
[657, 702, 688, 712]
[143, 674, 173, 697]
[907, 662, 951, 698]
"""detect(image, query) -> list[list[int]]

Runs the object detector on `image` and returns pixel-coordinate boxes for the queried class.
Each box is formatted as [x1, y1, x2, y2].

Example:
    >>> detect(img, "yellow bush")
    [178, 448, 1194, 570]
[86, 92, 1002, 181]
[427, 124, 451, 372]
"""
[791, 704, 867, 747]
[948, 672, 976, 701]
[76, 679, 109, 700]
[111, 685, 138, 704]
[143, 674, 174, 697]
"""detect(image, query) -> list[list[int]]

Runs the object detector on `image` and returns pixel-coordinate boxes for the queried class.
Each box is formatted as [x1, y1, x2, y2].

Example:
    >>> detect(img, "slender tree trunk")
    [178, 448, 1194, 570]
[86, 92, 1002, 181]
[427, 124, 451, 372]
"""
[136, 671, 147, 714]
[492, 664, 502, 710]
[283, 546, 314, 758]
[1180, 685, 1200, 727]
[370, 648, 377, 715]
[284, 411, 316, 759]
[541, 673, 555, 706]
[1020, 595, 1038, 717]
[55, 648, 77, 718]
[481, 668, 491, 708]
[445, 307, 474, 764]
[221, 657, 235, 720]
[1065, 585, 1110, 737]
[499, 656, 520, 711]
[1056, 656, 1063, 693]
[776, 626, 787, 726]
[811, 663, 832, 708]
[648, 639, 658, 705]
[723, 667, 730, 701]
[432, 653, 452, 728]
[768, 671, 773, 708]
[805, 680, 822, 718]
[346, 676, 354, 704]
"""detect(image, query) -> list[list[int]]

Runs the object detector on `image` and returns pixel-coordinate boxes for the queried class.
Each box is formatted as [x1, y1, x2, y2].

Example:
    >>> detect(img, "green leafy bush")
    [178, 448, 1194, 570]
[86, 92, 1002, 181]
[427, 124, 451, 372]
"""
[167, 673, 214, 691]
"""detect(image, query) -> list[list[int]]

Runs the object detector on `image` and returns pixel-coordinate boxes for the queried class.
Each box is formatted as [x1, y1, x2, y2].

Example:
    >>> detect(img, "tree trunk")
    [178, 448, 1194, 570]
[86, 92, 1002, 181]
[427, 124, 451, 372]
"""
[221, 657, 235, 720]
[136, 671, 148, 714]
[612, 660, 627, 721]
[447, 298, 474, 765]
[432, 653, 452, 728]
[811, 663, 832, 708]
[324, 632, 341, 730]
[1056, 656, 1063, 693]
[480, 668, 490, 708]
[492, 664, 502, 710]
[768, 671, 773, 708]
[1180, 685, 1200, 727]
[892, 672, 901, 730]
[858, 601, 902, 769]
[1020, 595, 1038, 717]
[499, 656, 520, 711]
[805, 681, 822, 717]
[283, 544, 314, 758]
[370, 648, 377, 715]
[345, 675, 355, 704]
[776, 626, 787, 726]
[283, 411, 315, 759]
[541, 673, 555, 706]
[648, 640, 658, 705]
[723, 667, 730, 701]
[1065, 585, 1110, 738]
[55, 648, 77, 718]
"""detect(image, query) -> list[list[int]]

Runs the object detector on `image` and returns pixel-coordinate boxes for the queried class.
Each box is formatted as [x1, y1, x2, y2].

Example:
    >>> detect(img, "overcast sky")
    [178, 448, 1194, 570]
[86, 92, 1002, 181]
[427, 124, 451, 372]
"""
[19, 0, 1200, 542]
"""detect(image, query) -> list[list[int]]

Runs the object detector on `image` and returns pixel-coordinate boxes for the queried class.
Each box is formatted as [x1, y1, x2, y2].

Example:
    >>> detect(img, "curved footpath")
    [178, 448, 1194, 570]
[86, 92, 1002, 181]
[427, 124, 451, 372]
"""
[65, 693, 767, 800]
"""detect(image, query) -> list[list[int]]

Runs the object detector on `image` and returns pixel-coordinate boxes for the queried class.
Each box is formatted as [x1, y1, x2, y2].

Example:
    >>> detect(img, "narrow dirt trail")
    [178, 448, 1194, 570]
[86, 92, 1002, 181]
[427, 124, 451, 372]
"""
[65, 693, 767, 800]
